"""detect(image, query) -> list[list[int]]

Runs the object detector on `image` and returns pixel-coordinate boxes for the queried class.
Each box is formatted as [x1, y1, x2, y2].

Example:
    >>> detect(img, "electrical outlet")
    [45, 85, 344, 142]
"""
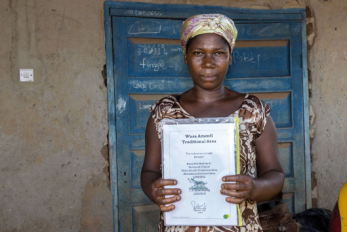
[20, 69, 34, 82]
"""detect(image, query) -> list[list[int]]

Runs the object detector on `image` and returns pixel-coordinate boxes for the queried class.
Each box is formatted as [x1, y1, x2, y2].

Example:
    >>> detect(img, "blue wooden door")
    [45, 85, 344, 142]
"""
[105, 2, 310, 231]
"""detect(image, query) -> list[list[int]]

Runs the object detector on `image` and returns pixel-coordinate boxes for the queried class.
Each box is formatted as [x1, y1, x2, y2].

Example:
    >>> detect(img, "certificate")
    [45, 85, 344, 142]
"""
[161, 118, 241, 226]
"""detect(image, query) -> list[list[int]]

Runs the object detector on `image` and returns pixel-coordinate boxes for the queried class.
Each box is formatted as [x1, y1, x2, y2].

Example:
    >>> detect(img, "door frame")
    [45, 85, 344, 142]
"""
[104, 2, 311, 231]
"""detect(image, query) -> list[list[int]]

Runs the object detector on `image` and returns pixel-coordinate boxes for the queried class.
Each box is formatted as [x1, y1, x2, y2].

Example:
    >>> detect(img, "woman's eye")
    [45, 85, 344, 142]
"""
[193, 51, 202, 55]
[215, 51, 225, 55]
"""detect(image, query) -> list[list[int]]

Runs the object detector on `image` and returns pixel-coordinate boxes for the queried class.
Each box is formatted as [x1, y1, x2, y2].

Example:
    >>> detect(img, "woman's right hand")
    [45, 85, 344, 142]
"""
[152, 178, 181, 212]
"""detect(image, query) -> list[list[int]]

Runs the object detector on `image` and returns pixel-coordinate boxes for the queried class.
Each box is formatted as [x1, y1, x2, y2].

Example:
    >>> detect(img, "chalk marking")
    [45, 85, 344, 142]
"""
[133, 83, 147, 91]
[149, 83, 164, 90]
[232, 51, 261, 67]
[125, 10, 163, 17]
[128, 21, 161, 34]
[168, 63, 179, 71]
[171, 47, 182, 52]
[140, 58, 165, 71]
[137, 44, 168, 56]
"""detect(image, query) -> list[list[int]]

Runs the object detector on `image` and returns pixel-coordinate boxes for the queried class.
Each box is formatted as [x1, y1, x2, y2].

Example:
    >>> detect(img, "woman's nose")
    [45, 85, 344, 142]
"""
[202, 54, 215, 68]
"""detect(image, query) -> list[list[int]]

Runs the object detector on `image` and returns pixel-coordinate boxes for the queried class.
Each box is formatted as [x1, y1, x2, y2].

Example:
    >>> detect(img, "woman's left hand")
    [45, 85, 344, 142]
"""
[220, 174, 255, 204]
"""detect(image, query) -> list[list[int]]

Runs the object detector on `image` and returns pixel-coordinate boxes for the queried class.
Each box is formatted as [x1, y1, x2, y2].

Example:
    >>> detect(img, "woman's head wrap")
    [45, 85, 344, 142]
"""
[180, 14, 238, 55]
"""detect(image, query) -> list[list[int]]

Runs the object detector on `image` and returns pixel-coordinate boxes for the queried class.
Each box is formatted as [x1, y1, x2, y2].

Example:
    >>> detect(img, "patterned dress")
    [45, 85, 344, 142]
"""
[150, 94, 270, 232]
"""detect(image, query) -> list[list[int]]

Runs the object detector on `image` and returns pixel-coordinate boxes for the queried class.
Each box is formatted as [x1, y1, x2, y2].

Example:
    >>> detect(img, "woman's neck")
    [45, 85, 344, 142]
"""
[188, 86, 228, 104]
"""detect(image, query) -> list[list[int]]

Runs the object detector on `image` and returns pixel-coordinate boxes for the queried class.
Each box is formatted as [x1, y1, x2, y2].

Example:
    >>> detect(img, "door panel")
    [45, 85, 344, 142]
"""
[107, 3, 308, 231]
[133, 205, 160, 232]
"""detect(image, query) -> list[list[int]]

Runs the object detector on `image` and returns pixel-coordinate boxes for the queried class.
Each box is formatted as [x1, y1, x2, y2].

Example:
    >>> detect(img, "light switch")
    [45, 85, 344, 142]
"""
[20, 69, 34, 82]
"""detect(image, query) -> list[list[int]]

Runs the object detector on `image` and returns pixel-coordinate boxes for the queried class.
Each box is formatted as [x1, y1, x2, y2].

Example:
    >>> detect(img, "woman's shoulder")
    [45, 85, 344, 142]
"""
[240, 94, 270, 112]
[224, 90, 268, 113]
[149, 95, 178, 113]
[238, 94, 271, 129]
[237, 94, 270, 132]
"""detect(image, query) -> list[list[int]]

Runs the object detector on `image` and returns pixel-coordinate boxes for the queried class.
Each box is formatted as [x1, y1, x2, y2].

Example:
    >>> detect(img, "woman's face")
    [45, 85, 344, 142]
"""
[184, 33, 232, 91]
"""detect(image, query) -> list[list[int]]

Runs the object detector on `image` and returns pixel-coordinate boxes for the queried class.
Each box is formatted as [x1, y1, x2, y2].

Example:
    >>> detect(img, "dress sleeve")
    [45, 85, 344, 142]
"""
[255, 98, 271, 137]
[149, 96, 175, 140]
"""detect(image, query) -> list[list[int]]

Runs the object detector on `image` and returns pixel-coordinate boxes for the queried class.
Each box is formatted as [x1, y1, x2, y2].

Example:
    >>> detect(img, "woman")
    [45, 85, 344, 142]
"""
[141, 14, 284, 232]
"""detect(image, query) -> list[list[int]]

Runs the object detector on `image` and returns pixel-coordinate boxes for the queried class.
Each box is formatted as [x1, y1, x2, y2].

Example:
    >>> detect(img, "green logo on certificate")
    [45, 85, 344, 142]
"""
[223, 214, 229, 219]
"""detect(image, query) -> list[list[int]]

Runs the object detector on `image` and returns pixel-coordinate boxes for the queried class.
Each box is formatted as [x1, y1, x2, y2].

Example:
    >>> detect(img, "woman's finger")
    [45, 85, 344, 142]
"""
[225, 197, 245, 204]
[151, 179, 179, 199]
[222, 174, 252, 183]
[159, 204, 176, 212]
[222, 182, 251, 191]
[153, 179, 177, 188]
[221, 189, 247, 198]
[159, 195, 181, 205]
[156, 188, 181, 197]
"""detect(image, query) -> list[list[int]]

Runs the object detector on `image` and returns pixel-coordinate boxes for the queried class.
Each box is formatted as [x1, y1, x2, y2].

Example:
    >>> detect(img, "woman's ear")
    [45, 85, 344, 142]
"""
[229, 52, 232, 65]
[184, 54, 188, 65]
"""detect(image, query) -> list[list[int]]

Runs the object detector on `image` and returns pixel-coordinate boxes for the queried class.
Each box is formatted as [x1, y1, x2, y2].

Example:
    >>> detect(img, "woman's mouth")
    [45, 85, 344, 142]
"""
[200, 75, 217, 81]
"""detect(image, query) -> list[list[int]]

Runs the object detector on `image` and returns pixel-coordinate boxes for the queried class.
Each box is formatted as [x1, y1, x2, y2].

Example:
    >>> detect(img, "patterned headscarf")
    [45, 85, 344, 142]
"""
[180, 14, 238, 55]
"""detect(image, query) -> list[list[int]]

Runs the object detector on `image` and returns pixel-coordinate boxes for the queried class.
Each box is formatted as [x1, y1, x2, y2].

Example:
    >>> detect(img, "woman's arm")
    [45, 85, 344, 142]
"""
[141, 115, 181, 211]
[221, 116, 285, 203]
[251, 116, 285, 201]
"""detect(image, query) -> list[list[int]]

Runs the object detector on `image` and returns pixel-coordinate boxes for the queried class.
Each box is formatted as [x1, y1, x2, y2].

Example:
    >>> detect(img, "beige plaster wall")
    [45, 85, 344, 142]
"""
[0, 0, 112, 231]
[0, 0, 346, 231]
[307, 0, 347, 209]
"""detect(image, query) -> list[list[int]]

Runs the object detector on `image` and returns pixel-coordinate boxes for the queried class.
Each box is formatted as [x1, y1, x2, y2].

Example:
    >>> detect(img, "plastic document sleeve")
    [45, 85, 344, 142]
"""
[160, 117, 242, 226]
